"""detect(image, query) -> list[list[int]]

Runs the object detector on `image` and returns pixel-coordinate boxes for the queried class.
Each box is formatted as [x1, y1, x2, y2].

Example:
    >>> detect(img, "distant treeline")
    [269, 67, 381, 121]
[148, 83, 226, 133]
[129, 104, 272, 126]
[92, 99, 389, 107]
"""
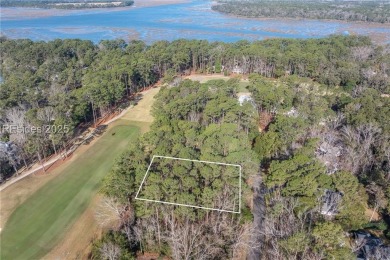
[212, 0, 390, 23]
[0, 0, 134, 9]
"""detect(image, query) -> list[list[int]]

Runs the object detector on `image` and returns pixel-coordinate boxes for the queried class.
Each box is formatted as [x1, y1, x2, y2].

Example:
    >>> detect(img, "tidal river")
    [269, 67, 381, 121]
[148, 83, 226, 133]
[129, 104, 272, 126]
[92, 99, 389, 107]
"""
[1, 0, 390, 44]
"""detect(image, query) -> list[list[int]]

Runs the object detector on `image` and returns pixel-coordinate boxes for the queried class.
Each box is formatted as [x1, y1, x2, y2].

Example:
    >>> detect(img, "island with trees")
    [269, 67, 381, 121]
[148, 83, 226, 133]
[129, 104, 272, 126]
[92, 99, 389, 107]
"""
[0, 0, 134, 9]
[212, 0, 390, 23]
[0, 35, 389, 259]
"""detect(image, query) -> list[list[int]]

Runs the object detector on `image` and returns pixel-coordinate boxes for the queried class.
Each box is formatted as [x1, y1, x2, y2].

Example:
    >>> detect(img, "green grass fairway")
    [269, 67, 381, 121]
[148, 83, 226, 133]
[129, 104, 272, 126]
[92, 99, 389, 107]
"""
[0, 125, 139, 260]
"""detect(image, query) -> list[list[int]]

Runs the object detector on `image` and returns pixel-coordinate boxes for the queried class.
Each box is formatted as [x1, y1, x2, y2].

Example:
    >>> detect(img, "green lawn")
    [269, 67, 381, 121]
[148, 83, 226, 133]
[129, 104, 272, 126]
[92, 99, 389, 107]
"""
[0, 124, 140, 260]
[238, 81, 249, 92]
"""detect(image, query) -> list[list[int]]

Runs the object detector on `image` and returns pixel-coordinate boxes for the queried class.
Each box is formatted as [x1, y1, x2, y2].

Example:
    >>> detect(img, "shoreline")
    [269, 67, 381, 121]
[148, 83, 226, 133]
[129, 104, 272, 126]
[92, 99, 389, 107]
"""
[208, 6, 390, 44]
[1, 0, 389, 45]
[210, 7, 390, 28]
[0, 0, 190, 20]
[133, 0, 189, 8]
[209, 1, 390, 26]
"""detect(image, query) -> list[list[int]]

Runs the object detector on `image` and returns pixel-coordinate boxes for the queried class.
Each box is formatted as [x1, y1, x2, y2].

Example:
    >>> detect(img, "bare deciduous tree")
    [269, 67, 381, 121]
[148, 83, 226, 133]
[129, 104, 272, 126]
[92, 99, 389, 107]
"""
[37, 106, 57, 123]
[351, 46, 374, 62]
[6, 107, 28, 144]
[342, 124, 381, 175]
[316, 129, 343, 174]
[257, 197, 318, 260]
[366, 183, 388, 221]
[95, 197, 126, 229]
[232, 223, 261, 260]
[0, 141, 22, 174]
[100, 242, 122, 260]
[164, 214, 219, 260]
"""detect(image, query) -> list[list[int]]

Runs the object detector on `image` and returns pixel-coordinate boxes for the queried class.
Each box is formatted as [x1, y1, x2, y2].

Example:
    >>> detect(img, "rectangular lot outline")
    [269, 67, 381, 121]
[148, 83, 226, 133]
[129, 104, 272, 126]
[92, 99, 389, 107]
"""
[135, 155, 242, 214]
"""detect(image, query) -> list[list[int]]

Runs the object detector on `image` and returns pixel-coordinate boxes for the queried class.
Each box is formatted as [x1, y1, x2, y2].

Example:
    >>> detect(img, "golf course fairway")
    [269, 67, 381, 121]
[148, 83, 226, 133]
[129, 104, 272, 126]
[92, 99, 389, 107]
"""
[0, 124, 139, 260]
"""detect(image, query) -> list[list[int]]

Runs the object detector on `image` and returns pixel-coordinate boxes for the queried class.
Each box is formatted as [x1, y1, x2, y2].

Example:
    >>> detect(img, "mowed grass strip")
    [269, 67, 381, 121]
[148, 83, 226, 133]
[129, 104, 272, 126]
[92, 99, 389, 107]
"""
[0, 125, 139, 260]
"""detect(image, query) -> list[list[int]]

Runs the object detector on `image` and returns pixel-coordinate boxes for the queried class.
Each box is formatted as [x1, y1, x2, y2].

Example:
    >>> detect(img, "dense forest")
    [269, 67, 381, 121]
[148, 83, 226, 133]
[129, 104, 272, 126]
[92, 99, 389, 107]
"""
[0, 0, 134, 9]
[0, 35, 389, 259]
[212, 0, 390, 23]
[97, 80, 259, 259]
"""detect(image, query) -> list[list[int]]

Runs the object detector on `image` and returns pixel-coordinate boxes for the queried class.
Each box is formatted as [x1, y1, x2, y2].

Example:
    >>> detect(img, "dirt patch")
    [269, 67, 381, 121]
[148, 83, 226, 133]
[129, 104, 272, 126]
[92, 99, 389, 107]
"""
[365, 208, 381, 221]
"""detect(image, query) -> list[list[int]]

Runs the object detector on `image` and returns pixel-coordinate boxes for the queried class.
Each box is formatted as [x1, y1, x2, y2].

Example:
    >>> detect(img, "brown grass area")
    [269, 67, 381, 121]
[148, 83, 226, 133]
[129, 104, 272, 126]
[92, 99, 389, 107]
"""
[365, 208, 381, 221]
[0, 87, 160, 258]
[42, 87, 160, 259]
[184, 74, 244, 83]
[34, 153, 74, 176]
[137, 252, 170, 260]
[0, 174, 55, 230]
[43, 194, 104, 260]
[0, 127, 107, 232]
[121, 87, 160, 123]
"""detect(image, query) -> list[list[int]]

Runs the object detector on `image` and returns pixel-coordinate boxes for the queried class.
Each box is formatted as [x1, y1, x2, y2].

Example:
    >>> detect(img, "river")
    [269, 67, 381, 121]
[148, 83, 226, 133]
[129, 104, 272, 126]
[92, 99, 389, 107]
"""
[1, 0, 390, 44]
